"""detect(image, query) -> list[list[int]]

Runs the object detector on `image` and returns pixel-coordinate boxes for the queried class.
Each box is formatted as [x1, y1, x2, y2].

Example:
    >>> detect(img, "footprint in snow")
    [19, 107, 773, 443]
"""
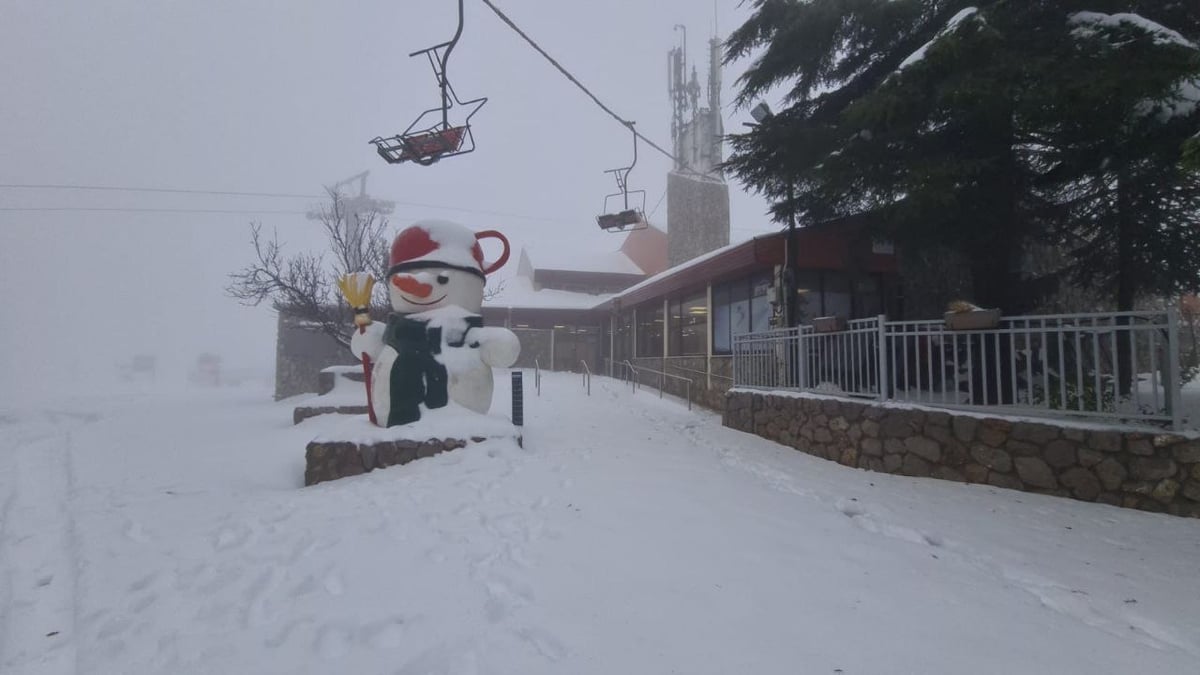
[361, 617, 407, 650]
[123, 520, 151, 543]
[516, 626, 568, 662]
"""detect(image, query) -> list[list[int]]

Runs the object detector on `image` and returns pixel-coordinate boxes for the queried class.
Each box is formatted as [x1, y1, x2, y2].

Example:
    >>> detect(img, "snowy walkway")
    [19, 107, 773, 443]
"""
[1, 372, 1198, 674]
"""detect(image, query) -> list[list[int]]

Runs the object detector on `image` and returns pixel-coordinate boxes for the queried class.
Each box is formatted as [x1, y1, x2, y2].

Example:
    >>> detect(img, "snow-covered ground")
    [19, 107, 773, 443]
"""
[1, 372, 1198, 674]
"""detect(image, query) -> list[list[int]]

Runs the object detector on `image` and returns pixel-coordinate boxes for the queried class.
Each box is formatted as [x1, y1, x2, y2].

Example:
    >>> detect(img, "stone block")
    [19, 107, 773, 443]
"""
[883, 454, 903, 473]
[861, 419, 880, 438]
[880, 415, 914, 439]
[904, 436, 942, 463]
[1172, 441, 1200, 463]
[942, 441, 970, 467]
[926, 411, 952, 428]
[987, 472, 1023, 491]
[293, 405, 370, 425]
[1043, 440, 1077, 468]
[839, 447, 858, 467]
[1015, 457, 1057, 489]
[1087, 431, 1122, 453]
[978, 426, 1008, 448]
[1060, 467, 1101, 500]
[952, 416, 977, 443]
[814, 428, 834, 443]
[1062, 428, 1086, 443]
[884, 439, 906, 455]
[901, 454, 932, 478]
[1077, 448, 1104, 468]
[1181, 481, 1200, 503]
[963, 463, 989, 484]
[1130, 457, 1178, 481]
[1127, 440, 1154, 457]
[861, 438, 883, 457]
[971, 444, 1013, 473]
[926, 425, 954, 446]
[829, 416, 850, 432]
[1121, 480, 1155, 496]
[305, 436, 490, 486]
[1094, 458, 1128, 491]
[1006, 440, 1041, 457]
[1151, 479, 1180, 504]
[1011, 422, 1060, 445]
[932, 467, 966, 483]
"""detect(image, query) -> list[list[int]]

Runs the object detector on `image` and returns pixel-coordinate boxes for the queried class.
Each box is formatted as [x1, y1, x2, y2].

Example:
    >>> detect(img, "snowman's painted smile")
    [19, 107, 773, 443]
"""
[402, 294, 447, 306]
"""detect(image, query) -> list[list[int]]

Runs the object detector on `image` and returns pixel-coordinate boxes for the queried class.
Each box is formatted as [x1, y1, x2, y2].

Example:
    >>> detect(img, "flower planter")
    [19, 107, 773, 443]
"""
[812, 316, 847, 333]
[944, 308, 1001, 331]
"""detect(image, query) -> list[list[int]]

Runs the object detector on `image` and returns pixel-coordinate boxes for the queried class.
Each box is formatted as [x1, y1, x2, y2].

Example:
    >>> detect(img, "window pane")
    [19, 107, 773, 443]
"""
[751, 273, 771, 333]
[713, 284, 731, 354]
[823, 271, 852, 319]
[679, 290, 708, 355]
[637, 302, 663, 357]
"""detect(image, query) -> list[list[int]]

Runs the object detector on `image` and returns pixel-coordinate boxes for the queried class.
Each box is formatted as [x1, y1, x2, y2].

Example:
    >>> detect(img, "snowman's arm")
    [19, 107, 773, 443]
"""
[349, 323, 385, 362]
[466, 326, 520, 368]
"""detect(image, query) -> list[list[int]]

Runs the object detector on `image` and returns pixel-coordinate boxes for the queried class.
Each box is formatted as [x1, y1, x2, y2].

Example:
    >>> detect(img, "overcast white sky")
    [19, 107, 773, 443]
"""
[0, 0, 778, 393]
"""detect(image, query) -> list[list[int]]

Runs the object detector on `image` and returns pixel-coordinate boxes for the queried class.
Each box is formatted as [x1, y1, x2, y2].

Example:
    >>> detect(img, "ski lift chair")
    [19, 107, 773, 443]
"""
[369, 0, 487, 166]
[596, 123, 649, 232]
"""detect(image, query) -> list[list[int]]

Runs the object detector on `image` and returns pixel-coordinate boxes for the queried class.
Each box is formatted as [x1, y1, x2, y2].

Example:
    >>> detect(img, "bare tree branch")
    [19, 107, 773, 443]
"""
[226, 192, 391, 349]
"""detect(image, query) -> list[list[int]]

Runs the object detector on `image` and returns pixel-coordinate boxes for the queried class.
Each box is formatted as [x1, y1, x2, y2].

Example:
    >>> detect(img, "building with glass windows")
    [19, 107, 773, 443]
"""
[483, 219, 899, 409]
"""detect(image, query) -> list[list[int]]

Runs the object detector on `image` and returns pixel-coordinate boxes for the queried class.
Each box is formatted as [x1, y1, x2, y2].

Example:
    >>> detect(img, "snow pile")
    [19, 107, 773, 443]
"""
[1070, 12, 1197, 49]
[1, 373, 1198, 674]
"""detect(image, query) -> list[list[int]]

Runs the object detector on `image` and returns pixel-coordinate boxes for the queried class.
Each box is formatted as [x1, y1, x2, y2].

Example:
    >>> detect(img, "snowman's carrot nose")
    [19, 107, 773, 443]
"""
[391, 274, 433, 298]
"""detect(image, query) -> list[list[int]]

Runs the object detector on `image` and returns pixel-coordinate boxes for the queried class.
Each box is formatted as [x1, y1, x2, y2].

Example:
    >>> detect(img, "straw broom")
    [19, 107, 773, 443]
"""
[337, 273, 378, 424]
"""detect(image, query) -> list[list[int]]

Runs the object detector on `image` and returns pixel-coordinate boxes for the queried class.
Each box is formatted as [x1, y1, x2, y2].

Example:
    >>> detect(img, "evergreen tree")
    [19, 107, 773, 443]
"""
[1032, 7, 1200, 314]
[725, 1, 1200, 316]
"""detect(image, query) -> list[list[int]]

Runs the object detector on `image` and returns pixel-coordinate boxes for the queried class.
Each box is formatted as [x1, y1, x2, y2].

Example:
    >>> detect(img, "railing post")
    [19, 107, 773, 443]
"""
[876, 314, 888, 401]
[1167, 307, 1183, 430]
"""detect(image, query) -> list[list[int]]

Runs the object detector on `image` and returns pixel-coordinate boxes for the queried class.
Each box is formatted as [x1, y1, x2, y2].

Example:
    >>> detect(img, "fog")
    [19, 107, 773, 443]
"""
[0, 0, 774, 397]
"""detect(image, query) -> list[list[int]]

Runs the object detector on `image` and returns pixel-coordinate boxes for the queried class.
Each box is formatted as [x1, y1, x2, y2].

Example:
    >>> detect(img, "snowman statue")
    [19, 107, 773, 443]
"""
[346, 220, 520, 427]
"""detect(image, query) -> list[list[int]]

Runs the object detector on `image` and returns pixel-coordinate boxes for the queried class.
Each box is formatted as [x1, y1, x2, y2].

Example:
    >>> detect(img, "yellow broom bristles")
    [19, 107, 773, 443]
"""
[337, 272, 376, 309]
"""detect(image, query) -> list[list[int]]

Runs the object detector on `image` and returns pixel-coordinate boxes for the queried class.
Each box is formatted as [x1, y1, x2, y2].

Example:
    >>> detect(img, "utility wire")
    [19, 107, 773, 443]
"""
[478, 0, 685, 170]
[0, 182, 566, 223]
[0, 183, 321, 199]
[0, 207, 310, 215]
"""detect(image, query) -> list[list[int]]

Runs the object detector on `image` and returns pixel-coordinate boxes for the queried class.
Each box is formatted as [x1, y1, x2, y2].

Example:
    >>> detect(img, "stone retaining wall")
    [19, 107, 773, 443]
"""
[723, 391, 1200, 518]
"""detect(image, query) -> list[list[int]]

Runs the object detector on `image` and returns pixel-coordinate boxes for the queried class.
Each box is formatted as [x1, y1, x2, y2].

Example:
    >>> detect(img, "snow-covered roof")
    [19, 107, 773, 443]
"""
[606, 234, 766, 305]
[483, 275, 613, 311]
[523, 245, 645, 276]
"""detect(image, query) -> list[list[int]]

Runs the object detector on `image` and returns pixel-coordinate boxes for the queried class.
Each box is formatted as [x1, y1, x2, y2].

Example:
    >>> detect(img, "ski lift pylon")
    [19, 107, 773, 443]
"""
[596, 122, 648, 232]
[369, 0, 487, 166]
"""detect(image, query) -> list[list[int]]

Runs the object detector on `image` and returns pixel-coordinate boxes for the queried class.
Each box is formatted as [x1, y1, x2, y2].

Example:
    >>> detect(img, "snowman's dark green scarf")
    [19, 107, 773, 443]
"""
[380, 312, 484, 426]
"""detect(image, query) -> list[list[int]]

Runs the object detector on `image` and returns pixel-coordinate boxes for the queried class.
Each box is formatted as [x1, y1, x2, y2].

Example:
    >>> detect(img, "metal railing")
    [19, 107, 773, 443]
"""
[733, 310, 1186, 429]
[616, 359, 693, 410]
[580, 360, 591, 396]
[533, 359, 542, 397]
[733, 318, 883, 399]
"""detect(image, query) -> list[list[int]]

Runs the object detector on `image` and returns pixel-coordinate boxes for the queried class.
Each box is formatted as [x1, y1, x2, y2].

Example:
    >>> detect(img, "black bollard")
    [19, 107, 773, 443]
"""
[511, 371, 524, 447]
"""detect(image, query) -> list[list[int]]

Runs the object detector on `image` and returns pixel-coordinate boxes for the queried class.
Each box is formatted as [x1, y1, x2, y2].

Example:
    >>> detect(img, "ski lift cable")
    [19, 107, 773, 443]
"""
[477, 0, 690, 172]
[0, 183, 567, 223]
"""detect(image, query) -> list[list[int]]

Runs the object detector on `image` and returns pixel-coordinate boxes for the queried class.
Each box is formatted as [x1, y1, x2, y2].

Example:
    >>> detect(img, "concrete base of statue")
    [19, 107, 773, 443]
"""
[301, 405, 520, 487]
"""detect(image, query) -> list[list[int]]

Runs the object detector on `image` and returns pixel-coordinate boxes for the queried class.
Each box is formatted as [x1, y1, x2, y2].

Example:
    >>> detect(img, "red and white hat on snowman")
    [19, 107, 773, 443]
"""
[386, 220, 510, 281]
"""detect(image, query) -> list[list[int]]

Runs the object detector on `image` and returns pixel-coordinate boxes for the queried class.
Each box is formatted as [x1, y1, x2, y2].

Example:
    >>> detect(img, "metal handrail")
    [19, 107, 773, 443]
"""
[621, 360, 693, 410]
[580, 360, 591, 396]
[533, 359, 541, 397]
